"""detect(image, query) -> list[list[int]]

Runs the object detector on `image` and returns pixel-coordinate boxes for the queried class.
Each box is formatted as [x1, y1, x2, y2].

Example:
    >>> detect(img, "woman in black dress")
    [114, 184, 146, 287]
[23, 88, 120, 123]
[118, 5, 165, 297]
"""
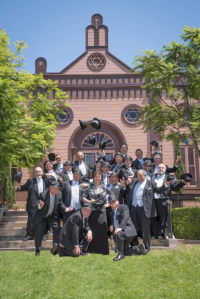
[82, 170, 114, 255]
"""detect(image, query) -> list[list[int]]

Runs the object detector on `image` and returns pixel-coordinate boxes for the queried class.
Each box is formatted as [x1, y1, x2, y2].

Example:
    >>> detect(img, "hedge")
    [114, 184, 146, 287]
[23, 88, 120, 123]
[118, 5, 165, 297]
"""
[172, 207, 200, 239]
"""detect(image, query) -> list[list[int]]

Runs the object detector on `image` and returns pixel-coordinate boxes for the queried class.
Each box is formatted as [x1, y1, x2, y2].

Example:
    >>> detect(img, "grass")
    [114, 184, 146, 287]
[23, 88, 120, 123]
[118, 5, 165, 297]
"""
[0, 245, 200, 299]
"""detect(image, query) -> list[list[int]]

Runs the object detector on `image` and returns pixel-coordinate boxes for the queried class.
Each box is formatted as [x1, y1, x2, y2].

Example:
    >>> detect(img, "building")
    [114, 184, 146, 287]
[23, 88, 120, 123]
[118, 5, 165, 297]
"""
[16, 14, 200, 205]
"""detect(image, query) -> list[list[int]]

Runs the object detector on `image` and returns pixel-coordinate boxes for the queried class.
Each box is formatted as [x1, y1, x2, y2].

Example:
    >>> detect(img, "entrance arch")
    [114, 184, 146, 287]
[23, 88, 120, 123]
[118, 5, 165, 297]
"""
[68, 119, 126, 163]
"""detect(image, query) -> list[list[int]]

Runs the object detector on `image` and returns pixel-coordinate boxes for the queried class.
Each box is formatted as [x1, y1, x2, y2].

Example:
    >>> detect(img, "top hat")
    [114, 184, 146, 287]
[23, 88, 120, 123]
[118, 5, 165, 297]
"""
[48, 153, 56, 162]
[143, 160, 153, 166]
[102, 162, 111, 168]
[123, 155, 133, 161]
[88, 134, 96, 146]
[64, 160, 73, 166]
[82, 202, 92, 210]
[108, 194, 117, 202]
[181, 173, 192, 183]
[108, 171, 119, 177]
[47, 176, 59, 188]
[79, 120, 87, 130]
[150, 141, 159, 148]
[91, 118, 101, 130]
[99, 140, 106, 150]
[14, 171, 23, 183]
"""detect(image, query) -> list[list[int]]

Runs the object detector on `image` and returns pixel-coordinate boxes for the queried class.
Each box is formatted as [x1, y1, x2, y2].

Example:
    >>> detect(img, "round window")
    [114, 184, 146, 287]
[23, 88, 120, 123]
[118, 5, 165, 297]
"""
[87, 53, 106, 71]
[57, 108, 73, 125]
[125, 107, 140, 123]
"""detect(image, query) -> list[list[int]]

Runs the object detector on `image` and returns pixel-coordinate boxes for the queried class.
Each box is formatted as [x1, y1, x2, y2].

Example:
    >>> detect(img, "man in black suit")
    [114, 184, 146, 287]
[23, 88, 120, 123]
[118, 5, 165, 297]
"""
[53, 153, 64, 172]
[132, 149, 153, 170]
[101, 162, 111, 186]
[109, 194, 145, 261]
[58, 202, 93, 257]
[125, 169, 169, 253]
[72, 151, 92, 182]
[32, 177, 62, 256]
[60, 169, 88, 224]
[150, 154, 181, 174]
[60, 160, 74, 183]
[150, 163, 186, 239]
[16, 167, 46, 241]
[110, 152, 125, 176]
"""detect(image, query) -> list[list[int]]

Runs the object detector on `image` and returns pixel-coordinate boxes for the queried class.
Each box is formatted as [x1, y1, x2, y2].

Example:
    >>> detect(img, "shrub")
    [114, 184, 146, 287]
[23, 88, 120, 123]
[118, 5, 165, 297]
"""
[172, 207, 200, 239]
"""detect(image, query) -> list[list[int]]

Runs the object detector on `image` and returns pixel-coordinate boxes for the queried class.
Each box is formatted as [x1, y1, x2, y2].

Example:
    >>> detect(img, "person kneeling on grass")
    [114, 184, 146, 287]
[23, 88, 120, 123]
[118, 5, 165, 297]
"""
[58, 202, 93, 257]
[109, 194, 146, 261]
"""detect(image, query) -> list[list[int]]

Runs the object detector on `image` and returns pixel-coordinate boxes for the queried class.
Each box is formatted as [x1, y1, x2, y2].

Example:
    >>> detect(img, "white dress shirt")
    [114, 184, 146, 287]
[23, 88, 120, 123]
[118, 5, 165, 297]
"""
[56, 163, 64, 172]
[78, 162, 86, 175]
[154, 174, 165, 199]
[65, 180, 81, 212]
[36, 178, 43, 194]
[66, 171, 73, 181]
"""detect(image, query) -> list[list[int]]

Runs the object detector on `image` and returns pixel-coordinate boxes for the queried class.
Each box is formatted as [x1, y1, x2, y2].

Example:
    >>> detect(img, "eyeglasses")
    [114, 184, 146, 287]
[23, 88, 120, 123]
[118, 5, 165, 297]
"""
[56, 157, 61, 160]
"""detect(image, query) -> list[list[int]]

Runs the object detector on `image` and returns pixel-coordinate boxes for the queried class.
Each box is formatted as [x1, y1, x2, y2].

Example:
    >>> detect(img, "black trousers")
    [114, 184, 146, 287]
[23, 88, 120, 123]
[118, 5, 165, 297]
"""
[26, 212, 35, 239]
[114, 231, 141, 255]
[151, 199, 168, 238]
[35, 214, 60, 250]
[106, 206, 112, 238]
[58, 238, 90, 257]
[130, 205, 151, 252]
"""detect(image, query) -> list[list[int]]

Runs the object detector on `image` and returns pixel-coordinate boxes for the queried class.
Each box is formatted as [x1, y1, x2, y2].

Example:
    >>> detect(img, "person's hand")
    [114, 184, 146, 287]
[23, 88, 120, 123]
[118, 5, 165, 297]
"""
[109, 225, 113, 232]
[182, 180, 186, 184]
[166, 181, 171, 186]
[67, 206, 74, 212]
[39, 200, 44, 208]
[101, 150, 105, 156]
[58, 177, 63, 182]
[86, 231, 93, 242]
[120, 177, 125, 188]
[16, 182, 21, 189]
[90, 199, 95, 204]
[45, 173, 51, 177]
[114, 228, 122, 235]
[104, 203, 110, 208]
[83, 198, 90, 203]
[127, 176, 132, 185]
[73, 246, 80, 255]
[80, 183, 89, 188]
[176, 156, 181, 164]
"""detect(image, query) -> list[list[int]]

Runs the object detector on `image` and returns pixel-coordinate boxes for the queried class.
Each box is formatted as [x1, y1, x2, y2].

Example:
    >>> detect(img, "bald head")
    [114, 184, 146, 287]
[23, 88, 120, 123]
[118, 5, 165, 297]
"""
[77, 151, 84, 163]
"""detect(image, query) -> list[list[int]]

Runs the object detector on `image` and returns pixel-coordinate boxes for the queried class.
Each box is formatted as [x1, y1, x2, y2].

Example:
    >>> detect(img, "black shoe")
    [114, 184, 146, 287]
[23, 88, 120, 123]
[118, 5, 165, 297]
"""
[158, 236, 163, 240]
[51, 244, 58, 255]
[113, 253, 124, 261]
[46, 230, 51, 234]
[80, 251, 88, 256]
[139, 244, 147, 255]
[23, 236, 33, 241]
[42, 235, 47, 240]
[35, 250, 40, 256]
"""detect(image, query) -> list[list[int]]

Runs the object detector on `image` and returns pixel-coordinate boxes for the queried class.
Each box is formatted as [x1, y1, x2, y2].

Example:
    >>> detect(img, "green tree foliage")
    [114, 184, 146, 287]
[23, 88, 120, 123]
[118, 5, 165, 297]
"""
[133, 26, 200, 157]
[174, 143, 185, 194]
[0, 29, 68, 168]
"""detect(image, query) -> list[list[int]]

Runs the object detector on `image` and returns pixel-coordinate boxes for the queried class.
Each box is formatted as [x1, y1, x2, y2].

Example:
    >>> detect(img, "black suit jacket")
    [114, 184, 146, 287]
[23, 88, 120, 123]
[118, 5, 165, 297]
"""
[126, 179, 168, 218]
[110, 162, 125, 176]
[32, 190, 62, 228]
[53, 163, 64, 172]
[19, 178, 46, 213]
[108, 183, 126, 204]
[111, 204, 137, 237]
[60, 181, 84, 213]
[59, 210, 91, 250]
[60, 170, 72, 183]
[150, 164, 178, 174]
[119, 166, 136, 180]
[72, 161, 92, 182]
[132, 158, 154, 170]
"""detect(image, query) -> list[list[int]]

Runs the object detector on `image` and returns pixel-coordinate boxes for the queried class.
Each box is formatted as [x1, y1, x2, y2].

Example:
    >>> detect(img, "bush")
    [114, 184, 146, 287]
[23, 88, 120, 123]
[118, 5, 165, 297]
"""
[172, 207, 200, 239]
[0, 165, 16, 208]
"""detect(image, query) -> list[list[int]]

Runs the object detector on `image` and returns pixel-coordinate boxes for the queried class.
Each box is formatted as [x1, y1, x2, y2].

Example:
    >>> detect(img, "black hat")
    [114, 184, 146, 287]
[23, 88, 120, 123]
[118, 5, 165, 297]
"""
[88, 134, 96, 146]
[123, 155, 133, 161]
[91, 118, 101, 130]
[114, 152, 124, 158]
[181, 173, 192, 182]
[48, 176, 59, 188]
[79, 120, 87, 130]
[108, 171, 119, 177]
[73, 168, 82, 175]
[99, 140, 106, 150]
[64, 160, 73, 166]
[143, 160, 153, 166]
[96, 159, 104, 164]
[82, 202, 92, 210]
[48, 153, 56, 162]
[102, 162, 111, 168]
[108, 194, 117, 203]
[150, 141, 159, 147]
[14, 171, 23, 183]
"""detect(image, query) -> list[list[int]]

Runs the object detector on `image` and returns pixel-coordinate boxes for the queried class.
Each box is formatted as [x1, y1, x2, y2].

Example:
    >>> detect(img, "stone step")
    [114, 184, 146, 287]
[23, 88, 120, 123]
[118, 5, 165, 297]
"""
[0, 235, 25, 241]
[0, 221, 27, 228]
[6, 211, 27, 216]
[0, 247, 51, 251]
[0, 240, 53, 249]
[2, 216, 28, 222]
[0, 228, 26, 235]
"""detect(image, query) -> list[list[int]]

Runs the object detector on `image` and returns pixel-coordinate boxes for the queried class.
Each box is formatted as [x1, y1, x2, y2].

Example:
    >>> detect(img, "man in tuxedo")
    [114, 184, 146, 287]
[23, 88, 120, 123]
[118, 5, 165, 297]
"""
[132, 149, 153, 170]
[16, 167, 46, 241]
[150, 163, 186, 239]
[150, 154, 181, 174]
[61, 160, 74, 182]
[110, 152, 124, 175]
[125, 169, 169, 253]
[109, 194, 145, 261]
[53, 153, 64, 172]
[60, 169, 87, 224]
[109, 143, 129, 165]
[101, 162, 111, 186]
[32, 177, 62, 256]
[73, 151, 92, 182]
[58, 202, 93, 257]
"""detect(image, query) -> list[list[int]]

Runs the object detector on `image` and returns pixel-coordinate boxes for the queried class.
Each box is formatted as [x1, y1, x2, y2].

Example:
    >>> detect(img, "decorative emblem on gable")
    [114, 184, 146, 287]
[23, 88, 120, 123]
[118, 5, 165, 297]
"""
[87, 53, 106, 71]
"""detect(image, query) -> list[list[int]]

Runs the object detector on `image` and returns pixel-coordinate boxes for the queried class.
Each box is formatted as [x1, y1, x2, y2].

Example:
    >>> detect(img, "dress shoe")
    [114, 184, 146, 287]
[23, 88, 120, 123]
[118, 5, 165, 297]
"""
[113, 253, 124, 261]
[46, 230, 51, 234]
[51, 244, 58, 255]
[42, 235, 47, 240]
[139, 244, 147, 255]
[158, 236, 163, 240]
[80, 251, 88, 256]
[35, 250, 40, 256]
[23, 236, 33, 241]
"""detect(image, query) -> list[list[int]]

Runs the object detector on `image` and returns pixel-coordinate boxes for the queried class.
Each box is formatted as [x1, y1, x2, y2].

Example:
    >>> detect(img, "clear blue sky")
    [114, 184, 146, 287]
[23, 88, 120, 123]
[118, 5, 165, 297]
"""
[1, 0, 200, 74]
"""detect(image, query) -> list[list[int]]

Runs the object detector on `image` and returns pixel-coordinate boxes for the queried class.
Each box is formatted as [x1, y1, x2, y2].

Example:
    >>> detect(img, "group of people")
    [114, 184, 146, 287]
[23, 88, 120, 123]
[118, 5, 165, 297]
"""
[16, 143, 186, 261]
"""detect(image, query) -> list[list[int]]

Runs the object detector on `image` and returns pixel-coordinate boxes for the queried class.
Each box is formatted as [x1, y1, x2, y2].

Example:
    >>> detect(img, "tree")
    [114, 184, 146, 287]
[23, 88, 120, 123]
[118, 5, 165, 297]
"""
[132, 26, 200, 157]
[0, 29, 68, 205]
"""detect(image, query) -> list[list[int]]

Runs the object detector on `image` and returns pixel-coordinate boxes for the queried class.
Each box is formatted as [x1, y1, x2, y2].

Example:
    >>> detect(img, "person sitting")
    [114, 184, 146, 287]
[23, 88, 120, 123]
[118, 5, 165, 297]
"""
[108, 194, 146, 261]
[150, 154, 181, 174]
[32, 176, 62, 256]
[58, 202, 93, 257]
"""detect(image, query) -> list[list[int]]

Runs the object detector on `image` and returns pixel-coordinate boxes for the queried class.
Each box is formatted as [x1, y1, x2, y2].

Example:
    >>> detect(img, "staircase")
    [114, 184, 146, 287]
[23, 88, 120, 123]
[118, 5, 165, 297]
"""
[0, 211, 177, 251]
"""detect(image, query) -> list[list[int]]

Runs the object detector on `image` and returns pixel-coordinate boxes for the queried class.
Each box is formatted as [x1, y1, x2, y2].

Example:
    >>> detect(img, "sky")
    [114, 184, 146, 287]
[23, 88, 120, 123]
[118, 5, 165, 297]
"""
[1, 0, 200, 74]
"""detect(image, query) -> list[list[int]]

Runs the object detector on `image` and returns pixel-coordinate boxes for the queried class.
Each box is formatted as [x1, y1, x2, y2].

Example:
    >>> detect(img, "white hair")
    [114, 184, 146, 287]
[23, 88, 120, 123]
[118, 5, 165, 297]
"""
[137, 169, 146, 176]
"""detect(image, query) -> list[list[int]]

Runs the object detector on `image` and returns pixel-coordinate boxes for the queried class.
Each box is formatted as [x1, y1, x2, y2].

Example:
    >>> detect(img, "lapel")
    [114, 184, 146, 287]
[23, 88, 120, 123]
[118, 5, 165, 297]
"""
[137, 159, 143, 169]
[33, 178, 39, 197]
[69, 181, 72, 201]
[54, 192, 60, 211]
[143, 179, 150, 196]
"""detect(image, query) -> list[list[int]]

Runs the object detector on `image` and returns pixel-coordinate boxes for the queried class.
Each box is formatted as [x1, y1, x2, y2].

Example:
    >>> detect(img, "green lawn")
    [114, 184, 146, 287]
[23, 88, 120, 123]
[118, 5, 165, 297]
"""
[0, 245, 200, 299]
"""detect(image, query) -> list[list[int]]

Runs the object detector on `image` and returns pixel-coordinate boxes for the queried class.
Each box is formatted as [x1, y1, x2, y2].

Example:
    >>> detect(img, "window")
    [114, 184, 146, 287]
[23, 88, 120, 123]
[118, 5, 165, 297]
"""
[121, 105, 141, 125]
[87, 53, 106, 71]
[180, 146, 197, 185]
[57, 107, 73, 126]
